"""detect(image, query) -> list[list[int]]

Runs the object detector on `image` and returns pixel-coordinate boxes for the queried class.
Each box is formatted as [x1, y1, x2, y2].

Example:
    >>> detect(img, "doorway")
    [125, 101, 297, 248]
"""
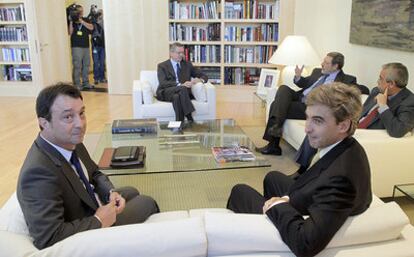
[65, 0, 107, 93]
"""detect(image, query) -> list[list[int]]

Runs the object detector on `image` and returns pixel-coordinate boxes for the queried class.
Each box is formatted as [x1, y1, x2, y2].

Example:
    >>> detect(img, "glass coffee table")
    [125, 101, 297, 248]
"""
[93, 119, 272, 211]
[93, 119, 270, 176]
[393, 183, 414, 203]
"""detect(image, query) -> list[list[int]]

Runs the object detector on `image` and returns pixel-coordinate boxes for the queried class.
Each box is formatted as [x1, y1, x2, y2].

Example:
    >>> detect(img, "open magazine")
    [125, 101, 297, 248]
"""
[212, 146, 256, 163]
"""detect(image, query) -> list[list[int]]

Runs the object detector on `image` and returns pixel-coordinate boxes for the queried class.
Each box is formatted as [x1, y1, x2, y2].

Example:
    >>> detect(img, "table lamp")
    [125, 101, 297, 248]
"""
[268, 35, 320, 89]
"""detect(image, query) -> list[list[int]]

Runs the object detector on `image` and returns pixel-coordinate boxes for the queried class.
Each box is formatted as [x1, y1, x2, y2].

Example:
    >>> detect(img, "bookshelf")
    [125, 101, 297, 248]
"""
[168, 0, 281, 87]
[0, 0, 71, 97]
[0, 0, 31, 84]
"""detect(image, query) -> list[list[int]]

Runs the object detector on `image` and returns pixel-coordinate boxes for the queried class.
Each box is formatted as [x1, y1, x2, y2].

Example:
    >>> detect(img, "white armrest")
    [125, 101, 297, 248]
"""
[132, 80, 145, 119]
[205, 82, 216, 119]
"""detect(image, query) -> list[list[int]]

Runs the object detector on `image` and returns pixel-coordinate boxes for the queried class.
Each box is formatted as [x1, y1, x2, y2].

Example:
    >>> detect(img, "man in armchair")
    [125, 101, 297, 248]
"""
[156, 42, 208, 124]
[258, 52, 357, 156]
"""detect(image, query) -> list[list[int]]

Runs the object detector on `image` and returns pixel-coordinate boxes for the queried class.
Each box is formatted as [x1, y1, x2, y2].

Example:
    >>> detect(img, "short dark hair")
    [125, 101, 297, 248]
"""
[36, 83, 83, 122]
[327, 52, 345, 70]
[382, 62, 409, 88]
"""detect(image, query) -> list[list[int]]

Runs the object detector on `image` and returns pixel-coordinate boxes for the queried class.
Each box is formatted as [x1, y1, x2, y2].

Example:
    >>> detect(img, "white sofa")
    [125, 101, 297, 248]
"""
[1, 193, 414, 257]
[266, 89, 414, 197]
[132, 70, 216, 121]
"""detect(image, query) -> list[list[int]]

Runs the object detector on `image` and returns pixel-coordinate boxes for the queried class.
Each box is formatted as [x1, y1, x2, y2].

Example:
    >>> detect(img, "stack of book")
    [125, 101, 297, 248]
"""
[212, 146, 256, 163]
[111, 118, 158, 134]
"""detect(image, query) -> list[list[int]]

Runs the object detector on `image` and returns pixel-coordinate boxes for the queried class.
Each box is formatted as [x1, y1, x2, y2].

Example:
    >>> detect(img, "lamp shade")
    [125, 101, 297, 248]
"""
[268, 35, 320, 66]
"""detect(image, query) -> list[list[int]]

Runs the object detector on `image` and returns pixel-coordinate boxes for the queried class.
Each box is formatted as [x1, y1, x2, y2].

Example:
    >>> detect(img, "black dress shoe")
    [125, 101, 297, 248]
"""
[260, 144, 282, 155]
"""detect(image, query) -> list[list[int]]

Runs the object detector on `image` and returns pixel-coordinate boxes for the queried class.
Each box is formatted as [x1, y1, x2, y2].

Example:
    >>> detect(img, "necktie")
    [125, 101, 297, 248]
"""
[302, 74, 329, 102]
[308, 150, 320, 169]
[70, 152, 99, 207]
[176, 63, 181, 81]
[358, 106, 379, 129]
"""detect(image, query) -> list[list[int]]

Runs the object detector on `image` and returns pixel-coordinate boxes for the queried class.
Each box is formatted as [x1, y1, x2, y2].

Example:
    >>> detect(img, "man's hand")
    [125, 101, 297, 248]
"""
[376, 87, 388, 107]
[95, 200, 117, 228]
[295, 65, 304, 78]
[191, 78, 203, 84]
[109, 191, 126, 214]
[262, 196, 289, 213]
[182, 81, 193, 88]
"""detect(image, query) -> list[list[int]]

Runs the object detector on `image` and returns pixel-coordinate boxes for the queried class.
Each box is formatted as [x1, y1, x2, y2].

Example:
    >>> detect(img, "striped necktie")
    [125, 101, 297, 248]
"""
[358, 106, 379, 129]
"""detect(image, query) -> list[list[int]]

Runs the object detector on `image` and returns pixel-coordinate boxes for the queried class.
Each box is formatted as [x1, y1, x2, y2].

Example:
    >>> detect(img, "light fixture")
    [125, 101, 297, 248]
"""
[269, 35, 320, 89]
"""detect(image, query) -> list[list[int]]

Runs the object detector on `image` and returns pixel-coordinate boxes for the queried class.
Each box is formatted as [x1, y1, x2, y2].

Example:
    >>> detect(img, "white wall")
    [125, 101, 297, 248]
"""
[294, 0, 414, 91]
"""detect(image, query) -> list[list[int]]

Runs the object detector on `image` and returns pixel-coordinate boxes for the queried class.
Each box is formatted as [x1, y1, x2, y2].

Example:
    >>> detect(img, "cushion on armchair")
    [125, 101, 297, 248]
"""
[0, 192, 30, 237]
[191, 82, 207, 102]
[204, 202, 409, 256]
[141, 81, 154, 104]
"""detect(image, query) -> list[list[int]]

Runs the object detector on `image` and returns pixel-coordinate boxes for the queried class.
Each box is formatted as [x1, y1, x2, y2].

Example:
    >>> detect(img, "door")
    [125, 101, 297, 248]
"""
[32, 0, 71, 88]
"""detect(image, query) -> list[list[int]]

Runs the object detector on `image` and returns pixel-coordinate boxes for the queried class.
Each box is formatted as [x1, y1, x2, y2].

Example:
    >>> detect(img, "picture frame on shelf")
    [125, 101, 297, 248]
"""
[256, 68, 279, 97]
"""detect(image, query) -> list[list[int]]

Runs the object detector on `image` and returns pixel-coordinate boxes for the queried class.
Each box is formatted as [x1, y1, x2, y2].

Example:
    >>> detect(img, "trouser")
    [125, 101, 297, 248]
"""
[161, 86, 195, 121]
[71, 47, 90, 86]
[226, 171, 294, 214]
[263, 85, 307, 142]
[113, 186, 160, 225]
[92, 46, 105, 82]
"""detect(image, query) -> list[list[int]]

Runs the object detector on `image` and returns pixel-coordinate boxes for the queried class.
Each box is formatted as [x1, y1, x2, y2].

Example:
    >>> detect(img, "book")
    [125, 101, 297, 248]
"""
[212, 146, 256, 163]
[111, 118, 157, 134]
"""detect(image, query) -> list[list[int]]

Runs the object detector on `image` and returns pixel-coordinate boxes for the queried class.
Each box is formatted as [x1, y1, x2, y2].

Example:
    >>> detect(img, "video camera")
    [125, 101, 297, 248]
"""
[87, 4, 101, 23]
[66, 3, 81, 23]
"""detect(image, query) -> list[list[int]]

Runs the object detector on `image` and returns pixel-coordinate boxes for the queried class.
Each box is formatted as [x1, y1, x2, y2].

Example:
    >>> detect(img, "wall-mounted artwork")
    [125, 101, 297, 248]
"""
[350, 0, 414, 52]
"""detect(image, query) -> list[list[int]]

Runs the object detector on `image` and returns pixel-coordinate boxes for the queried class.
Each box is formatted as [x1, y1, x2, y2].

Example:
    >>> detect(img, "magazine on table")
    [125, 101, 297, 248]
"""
[212, 146, 256, 163]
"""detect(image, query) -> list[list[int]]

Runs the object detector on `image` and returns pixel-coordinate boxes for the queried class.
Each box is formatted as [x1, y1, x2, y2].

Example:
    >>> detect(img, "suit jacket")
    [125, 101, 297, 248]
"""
[266, 137, 372, 257]
[156, 59, 208, 100]
[363, 87, 414, 137]
[294, 68, 357, 94]
[17, 135, 114, 249]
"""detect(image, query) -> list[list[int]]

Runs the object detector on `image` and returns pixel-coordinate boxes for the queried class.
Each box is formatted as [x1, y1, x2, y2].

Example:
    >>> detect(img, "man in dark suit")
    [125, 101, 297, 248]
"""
[157, 42, 208, 123]
[296, 62, 414, 168]
[258, 52, 357, 155]
[227, 83, 372, 257]
[17, 83, 159, 249]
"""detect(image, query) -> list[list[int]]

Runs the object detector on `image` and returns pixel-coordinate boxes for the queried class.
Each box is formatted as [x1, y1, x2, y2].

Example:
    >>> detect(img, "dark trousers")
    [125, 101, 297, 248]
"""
[161, 86, 195, 121]
[227, 171, 294, 214]
[113, 186, 159, 225]
[92, 46, 105, 82]
[264, 85, 307, 142]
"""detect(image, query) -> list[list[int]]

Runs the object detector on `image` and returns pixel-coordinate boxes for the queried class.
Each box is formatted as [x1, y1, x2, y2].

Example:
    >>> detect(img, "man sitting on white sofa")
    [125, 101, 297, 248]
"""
[296, 62, 414, 169]
[17, 83, 159, 249]
[227, 83, 372, 257]
[157, 42, 208, 124]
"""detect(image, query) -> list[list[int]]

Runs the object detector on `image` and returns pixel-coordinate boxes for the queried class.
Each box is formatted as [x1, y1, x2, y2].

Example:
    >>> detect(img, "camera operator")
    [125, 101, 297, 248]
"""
[68, 4, 94, 90]
[88, 7, 106, 84]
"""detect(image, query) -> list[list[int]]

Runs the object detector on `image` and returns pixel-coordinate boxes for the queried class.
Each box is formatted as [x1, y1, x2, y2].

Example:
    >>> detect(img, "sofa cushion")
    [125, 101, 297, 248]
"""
[141, 100, 209, 118]
[0, 192, 30, 237]
[142, 81, 154, 104]
[145, 210, 189, 223]
[191, 82, 207, 102]
[45, 217, 207, 257]
[204, 202, 408, 256]
[140, 70, 159, 95]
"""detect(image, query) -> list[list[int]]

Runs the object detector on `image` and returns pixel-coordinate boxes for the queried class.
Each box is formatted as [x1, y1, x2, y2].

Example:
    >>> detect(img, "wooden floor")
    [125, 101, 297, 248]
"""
[0, 91, 266, 206]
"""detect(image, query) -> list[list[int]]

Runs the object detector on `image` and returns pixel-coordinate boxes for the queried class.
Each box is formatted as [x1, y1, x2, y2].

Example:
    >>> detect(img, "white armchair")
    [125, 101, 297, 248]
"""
[133, 70, 216, 121]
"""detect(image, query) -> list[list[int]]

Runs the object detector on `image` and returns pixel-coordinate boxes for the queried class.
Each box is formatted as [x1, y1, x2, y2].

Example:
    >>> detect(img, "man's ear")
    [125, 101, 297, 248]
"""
[38, 117, 49, 130]
[338, 119, 351, 133]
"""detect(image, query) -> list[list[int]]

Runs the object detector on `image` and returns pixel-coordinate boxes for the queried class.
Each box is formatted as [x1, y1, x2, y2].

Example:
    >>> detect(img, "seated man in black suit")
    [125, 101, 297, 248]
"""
[156, 42, 208, 124]
[296, 62, 414, 169]
[17, 83, 159, 249]
[227, 83, 372, 257]
[258, 52, 357, 155]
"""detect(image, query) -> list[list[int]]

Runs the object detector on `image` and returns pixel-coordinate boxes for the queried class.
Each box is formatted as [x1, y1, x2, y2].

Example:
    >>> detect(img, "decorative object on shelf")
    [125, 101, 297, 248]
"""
[256, 68, 279, 97]
[268, 35, 320, 90]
